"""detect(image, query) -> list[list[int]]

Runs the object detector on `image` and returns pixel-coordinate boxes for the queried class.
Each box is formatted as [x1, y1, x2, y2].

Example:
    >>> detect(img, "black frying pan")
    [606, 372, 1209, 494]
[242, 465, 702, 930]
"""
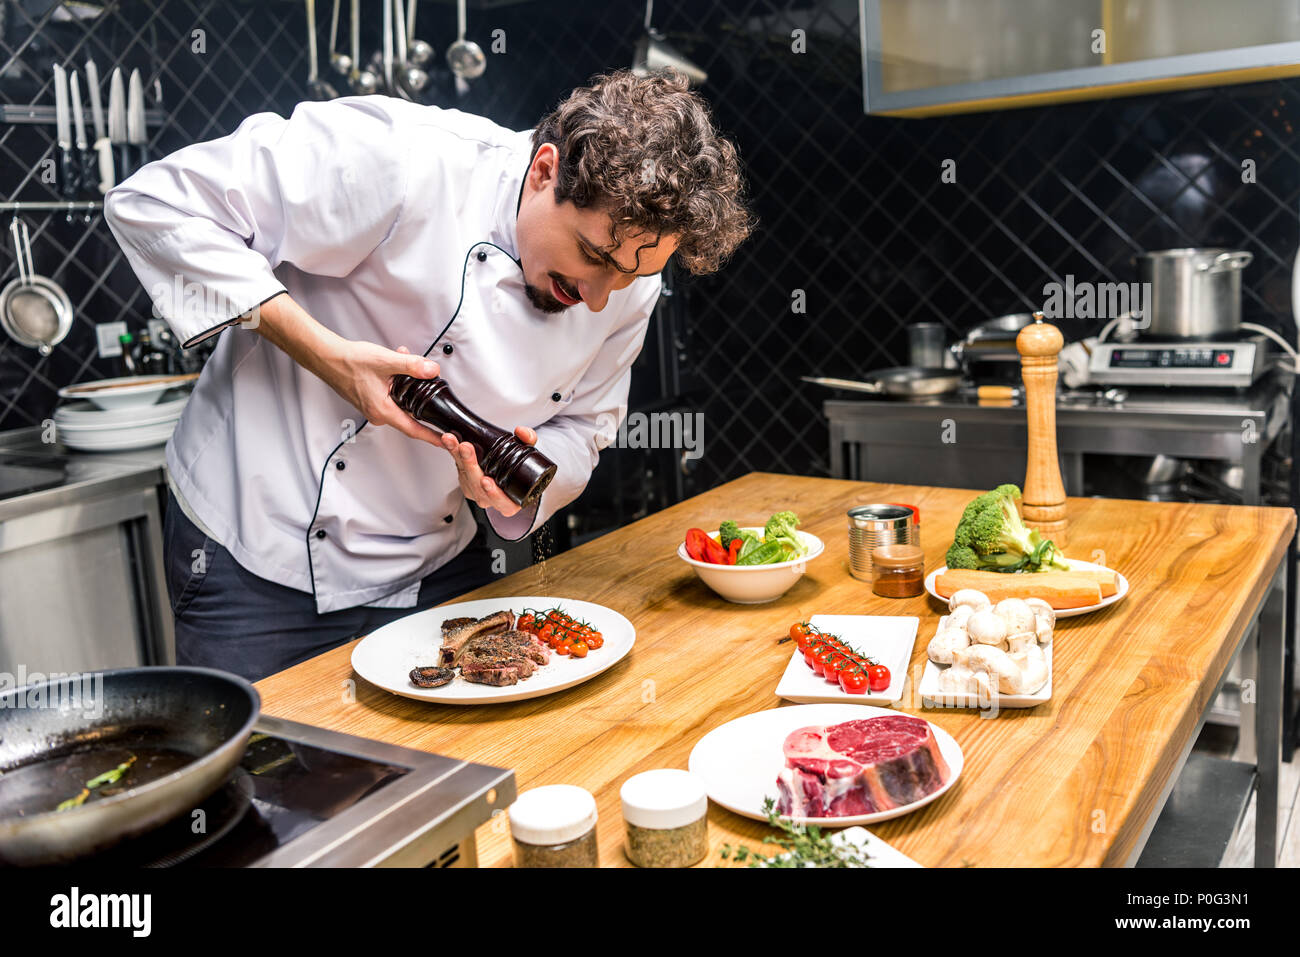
[0, 667, 259, 865]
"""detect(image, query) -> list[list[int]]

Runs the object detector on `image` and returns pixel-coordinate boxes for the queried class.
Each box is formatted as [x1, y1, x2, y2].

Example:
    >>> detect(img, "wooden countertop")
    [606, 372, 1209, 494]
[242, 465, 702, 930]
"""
[254, 473, 1295, 867]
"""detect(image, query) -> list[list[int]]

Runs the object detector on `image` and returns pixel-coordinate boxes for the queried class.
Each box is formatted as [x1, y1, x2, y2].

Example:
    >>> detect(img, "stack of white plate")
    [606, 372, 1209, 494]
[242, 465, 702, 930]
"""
[54, 390, 190, 452]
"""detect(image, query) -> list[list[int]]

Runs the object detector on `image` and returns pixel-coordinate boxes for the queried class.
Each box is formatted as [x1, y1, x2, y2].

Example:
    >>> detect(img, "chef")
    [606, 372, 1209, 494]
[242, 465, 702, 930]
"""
[105, 70, 752, 681]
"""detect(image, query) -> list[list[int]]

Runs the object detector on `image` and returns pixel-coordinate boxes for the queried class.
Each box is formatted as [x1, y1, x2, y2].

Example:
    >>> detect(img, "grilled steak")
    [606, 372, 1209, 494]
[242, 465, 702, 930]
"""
[438, 610, 516, 666]
[775, 716, 950, 817]
[474, 630, 551, 665]
[458, 630, 553, 686]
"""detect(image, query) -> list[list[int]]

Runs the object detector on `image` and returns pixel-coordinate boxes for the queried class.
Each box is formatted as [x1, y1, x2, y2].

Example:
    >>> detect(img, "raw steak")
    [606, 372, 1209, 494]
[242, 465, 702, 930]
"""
[775, 716, 950, 818]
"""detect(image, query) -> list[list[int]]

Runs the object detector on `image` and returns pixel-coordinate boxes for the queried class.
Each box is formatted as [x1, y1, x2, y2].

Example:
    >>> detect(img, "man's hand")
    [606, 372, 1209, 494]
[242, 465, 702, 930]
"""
[249, 295, 536, 514]
[250, 295, 443, 446]
[440, 425, 539, 518]
[333, 343, 443, 444]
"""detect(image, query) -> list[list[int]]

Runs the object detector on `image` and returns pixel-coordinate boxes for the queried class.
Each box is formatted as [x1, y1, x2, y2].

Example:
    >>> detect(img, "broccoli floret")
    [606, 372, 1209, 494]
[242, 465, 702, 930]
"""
[762, 511, 807, 559]
[961, 487, 1036, 557]
[945, 543, 981, 569]
[947, 485, 1069, 572]
[718, 520, 743, 549]
[763, 511, 799, 540]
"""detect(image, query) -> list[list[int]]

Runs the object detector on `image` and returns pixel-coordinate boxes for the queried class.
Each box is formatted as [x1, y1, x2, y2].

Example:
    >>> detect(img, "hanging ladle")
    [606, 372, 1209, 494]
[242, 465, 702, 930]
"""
[446, 0, 485, 80]
[349, 0, 380, 93]
[305, 0, 338, 99]
[406, 0, 434, 67]
[392, 0, 428, 96]
[328, 0, 352, 75]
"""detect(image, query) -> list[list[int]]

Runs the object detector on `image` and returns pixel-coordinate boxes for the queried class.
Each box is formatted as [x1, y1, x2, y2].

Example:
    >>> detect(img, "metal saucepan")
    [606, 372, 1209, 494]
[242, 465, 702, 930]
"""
[0, 667, 259, 865]
[801, 366, 962, 398]
[1135, 247, 1253, 339]
[0, 218, 73, 356]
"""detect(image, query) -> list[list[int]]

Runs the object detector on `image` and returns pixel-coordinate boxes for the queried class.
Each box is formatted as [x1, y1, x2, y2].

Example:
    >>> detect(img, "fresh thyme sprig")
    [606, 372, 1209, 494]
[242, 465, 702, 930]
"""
[719, 798, 875, 868]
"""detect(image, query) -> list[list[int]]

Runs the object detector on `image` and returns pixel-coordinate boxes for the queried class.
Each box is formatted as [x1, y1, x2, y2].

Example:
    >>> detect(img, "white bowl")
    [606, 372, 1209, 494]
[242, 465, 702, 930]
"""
[677, 527, 824, 604]
[58, 374, 195, 411]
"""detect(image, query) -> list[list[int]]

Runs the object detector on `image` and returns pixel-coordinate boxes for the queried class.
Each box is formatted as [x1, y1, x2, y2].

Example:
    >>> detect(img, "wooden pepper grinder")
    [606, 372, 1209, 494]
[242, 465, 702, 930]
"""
[1016, 312, 1068, 546]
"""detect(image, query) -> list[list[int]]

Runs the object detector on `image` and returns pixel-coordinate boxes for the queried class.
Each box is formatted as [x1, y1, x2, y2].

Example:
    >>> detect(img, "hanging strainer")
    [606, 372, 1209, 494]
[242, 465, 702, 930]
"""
[0, 218, 73, 356]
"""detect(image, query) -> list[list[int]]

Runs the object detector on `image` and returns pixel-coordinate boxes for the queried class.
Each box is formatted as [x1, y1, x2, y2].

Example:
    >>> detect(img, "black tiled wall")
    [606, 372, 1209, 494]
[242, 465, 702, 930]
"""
[4, 0, 1298, 502]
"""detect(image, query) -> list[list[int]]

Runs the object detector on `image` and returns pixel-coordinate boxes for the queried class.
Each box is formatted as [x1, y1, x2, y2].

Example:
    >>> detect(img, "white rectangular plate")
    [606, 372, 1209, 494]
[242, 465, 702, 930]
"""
[775, 614, 918, 706]
[918, 615, 1052, 710]
[760, 826, 923, 868]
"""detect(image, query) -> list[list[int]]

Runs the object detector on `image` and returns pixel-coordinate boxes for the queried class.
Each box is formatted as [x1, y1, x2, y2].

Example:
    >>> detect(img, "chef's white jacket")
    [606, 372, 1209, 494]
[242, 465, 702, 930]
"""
[105, 96, 660, 614]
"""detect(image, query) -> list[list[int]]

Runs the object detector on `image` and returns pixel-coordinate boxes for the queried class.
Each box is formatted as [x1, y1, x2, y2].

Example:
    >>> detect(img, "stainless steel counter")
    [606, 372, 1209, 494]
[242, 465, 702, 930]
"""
[824, 373, 1293, 505]
[0, 429, 167, 522]
[0, 427, 172, 675]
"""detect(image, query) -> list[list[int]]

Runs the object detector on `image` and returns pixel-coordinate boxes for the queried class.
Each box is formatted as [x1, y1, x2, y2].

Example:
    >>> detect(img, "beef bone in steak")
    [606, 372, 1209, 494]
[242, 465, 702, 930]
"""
[438, 610, 516, 666]
[775, 716, 950, 818]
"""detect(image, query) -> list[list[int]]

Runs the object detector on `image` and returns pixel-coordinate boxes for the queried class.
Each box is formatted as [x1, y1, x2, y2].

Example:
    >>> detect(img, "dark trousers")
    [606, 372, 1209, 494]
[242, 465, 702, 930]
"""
[162, 491, 495, 682]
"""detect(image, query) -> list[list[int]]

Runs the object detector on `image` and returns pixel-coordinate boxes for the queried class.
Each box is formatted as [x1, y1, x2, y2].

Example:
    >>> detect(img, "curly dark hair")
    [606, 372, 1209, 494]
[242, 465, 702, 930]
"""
[531, 69, 754, 276]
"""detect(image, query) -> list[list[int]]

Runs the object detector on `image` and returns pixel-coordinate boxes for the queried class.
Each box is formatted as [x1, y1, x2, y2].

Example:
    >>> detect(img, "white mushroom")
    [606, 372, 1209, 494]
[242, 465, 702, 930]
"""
[1004, 650, 1049, 694]
[966, 609, 1009, 646]
[938, 663, 976, 693]
[948, 589, 991, 613]
[1024, 597, 1055, 623]
[928, 627, 971, 665]
[971, 669, 999, 701]
[993, 598, 1036, 635]
[1035, 616, 1054, 645]
[953, 645, 1019, 690]
[946, 604, 976, 630]
[1010, 642, 1046, 666]
[1006, 632, 1038, 655]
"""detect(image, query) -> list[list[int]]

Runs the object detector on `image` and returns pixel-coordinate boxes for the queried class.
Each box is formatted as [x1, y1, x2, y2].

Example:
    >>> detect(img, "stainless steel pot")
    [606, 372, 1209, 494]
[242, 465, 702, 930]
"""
[951, 313, 1034, 384]
[1135, 248, 1253, 339]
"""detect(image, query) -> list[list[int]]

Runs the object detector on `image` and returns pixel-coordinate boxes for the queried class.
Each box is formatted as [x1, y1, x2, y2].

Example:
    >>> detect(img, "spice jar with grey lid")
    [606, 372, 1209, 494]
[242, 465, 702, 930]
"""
[621, 769, 708, 867]
[848, 504, 919, 582]
[508, 784, 599, 867]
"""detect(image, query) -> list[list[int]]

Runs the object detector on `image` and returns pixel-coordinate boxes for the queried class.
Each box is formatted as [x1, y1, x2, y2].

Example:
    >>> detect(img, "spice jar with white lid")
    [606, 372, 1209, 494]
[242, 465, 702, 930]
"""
[620, 769, 709, 868]
[508, 784, 599, 868]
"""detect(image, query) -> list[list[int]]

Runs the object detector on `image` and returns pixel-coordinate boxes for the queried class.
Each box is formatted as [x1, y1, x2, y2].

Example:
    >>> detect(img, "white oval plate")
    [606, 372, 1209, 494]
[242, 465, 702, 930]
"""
[924, 558, 1128, 618]
[688, 703, 963, 827]
[351, 596, 635, 705]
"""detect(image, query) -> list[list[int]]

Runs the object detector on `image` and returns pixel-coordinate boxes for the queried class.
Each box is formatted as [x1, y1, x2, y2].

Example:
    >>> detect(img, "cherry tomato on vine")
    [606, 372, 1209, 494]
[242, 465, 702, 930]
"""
[839, 669, 869, 694]
[866, 664, 891, 692]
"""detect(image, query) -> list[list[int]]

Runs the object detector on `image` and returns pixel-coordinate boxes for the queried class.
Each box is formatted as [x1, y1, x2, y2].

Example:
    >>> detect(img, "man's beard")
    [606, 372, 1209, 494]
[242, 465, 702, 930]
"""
[523, 281, 570, 314]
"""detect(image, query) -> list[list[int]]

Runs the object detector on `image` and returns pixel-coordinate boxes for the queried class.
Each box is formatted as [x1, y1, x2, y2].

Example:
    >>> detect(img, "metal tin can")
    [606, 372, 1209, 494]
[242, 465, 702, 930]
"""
[848, 504, 919, 582]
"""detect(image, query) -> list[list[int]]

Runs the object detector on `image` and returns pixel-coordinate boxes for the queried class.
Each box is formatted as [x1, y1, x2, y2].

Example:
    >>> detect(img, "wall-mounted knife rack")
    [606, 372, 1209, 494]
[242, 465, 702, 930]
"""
[0, 104, 164, 127]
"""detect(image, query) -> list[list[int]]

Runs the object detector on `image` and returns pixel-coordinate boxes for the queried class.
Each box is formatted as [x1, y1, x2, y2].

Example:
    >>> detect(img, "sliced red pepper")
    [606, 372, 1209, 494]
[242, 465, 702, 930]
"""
[685, 528, 729, 564]
[727, 539, 744, 564]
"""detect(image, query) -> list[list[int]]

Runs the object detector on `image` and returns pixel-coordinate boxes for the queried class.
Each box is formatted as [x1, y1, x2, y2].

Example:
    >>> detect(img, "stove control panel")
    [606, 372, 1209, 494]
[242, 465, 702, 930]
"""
[1088, 338, 1267, 388]
[1107, 347, 1236, 369]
